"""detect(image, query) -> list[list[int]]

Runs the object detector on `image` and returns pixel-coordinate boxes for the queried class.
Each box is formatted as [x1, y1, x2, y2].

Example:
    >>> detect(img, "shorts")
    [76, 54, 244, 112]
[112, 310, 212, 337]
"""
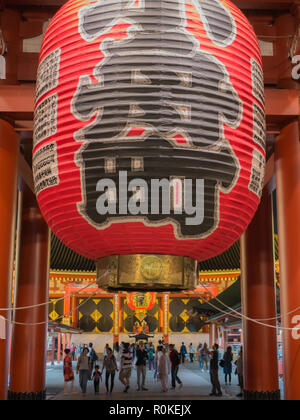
[119, 368, 132, 381]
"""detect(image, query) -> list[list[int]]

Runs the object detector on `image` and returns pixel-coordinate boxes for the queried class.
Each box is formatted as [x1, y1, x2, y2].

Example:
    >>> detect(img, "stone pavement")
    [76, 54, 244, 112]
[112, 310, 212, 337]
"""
[47, 361, 241, 401]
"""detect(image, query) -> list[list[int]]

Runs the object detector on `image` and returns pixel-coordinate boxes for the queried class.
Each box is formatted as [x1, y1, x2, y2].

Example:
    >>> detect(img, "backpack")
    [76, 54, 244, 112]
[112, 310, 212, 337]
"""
[90, 349, 98, 362]
[148, 348, 154, 360]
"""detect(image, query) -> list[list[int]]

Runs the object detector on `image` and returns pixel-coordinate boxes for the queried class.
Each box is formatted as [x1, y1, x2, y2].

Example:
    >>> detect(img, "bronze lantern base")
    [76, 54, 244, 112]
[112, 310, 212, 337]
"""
[96, 254, 197, 292]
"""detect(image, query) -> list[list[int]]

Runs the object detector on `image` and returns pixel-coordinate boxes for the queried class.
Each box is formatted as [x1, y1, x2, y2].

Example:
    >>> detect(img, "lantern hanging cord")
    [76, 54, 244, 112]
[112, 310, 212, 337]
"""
[196, 283, 300, 332]
[1, 288, 101, 327]
[0, 269, 110, 312]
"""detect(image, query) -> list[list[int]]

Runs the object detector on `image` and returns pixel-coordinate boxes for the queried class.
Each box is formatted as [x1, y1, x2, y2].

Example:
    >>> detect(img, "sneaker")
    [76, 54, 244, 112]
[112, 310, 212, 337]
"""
[171, 387, 176, 391]
[137, 388, 141, 392]
[209, 393, 217, 396]
[179, 383, 183, 389]
[217, 392, 223, 397]
[124, 386, 130, 393]
[142, 387, 148, 391]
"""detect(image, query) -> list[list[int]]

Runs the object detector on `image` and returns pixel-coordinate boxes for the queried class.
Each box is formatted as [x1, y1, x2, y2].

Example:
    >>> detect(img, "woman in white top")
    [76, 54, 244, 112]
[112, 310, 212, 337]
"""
[154, 345, 163, 381]
[157, 347, 171, 392]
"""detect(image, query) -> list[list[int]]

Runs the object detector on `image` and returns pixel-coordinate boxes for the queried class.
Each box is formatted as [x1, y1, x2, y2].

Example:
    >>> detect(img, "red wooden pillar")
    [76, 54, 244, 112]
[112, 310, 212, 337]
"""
[62, 333, 66, 354]
[0, 121, 19, 400]
[240, 191, 280, 400]
[113, 293, 119, 344]
[210, 323, 217, 347]
[118, 294, 123, 333]
[275, 121, 300, 400]
[163, 293, 169, 343]
[71, 295, 78, 328]
[57, 333, 61, 364]
[51, 335, 55, 366]
[9, 185, 50, 400]
[63, 284, 71, 326]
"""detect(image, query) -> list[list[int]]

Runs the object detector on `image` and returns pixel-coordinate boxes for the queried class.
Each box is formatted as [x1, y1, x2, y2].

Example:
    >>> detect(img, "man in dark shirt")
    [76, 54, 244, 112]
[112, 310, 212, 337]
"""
[169, 344, 183, 390]
[180, 342, 187, 364]
[135, 341, 148, 391]
[209, 344, 222, 397]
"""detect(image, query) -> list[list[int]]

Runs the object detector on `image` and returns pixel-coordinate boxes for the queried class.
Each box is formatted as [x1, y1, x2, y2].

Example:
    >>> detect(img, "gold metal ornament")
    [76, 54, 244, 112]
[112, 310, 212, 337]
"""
[96, 254, 197, 291]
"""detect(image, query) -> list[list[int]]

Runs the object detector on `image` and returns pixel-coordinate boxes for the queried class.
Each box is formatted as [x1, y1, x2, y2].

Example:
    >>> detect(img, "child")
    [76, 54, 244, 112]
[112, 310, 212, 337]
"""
[63, 349, 75, 394]
[93, 365, 102, 395]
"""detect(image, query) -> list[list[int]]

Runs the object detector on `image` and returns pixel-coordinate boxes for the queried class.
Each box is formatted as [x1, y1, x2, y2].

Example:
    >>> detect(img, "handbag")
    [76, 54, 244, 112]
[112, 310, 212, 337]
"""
[219, 359, 225, 368]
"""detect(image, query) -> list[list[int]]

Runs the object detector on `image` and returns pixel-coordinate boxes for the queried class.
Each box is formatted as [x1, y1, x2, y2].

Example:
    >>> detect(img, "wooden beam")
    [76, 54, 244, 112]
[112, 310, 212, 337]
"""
[0, 84, 298, 120]
[5, 0, 294, 10]
[265, 88, 300, 124]
[15, 120, 33, 131]
[5, 0, 65, 6]
[0, 84, 35, 114]
[233, 0, 293, 10]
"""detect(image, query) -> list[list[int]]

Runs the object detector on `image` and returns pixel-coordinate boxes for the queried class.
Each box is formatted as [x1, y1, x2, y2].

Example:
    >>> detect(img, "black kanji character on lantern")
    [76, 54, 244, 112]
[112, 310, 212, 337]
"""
[72, 0, 243, 238]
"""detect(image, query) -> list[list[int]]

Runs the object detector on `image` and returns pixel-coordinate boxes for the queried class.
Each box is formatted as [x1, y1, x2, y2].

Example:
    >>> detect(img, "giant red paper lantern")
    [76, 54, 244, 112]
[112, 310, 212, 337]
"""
[33, 0, 265, 267]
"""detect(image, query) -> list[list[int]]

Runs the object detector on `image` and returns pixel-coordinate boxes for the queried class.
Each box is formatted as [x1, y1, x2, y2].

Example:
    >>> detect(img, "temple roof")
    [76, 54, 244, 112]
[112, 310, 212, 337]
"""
[192, 278, 241, 317]
[50, 233, 279, 272]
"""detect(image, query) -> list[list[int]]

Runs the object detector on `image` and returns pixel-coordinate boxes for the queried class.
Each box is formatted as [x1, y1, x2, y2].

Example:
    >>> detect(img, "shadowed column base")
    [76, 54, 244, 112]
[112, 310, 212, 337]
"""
[243, 389, 281, 400]
[8, 390, 46, 400]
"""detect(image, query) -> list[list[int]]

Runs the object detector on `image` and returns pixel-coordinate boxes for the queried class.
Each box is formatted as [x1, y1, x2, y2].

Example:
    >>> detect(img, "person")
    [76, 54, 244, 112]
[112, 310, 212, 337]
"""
[201, 343, 209, 372]
[76, 347, 92, 395]
[130, 343, 136, 360]
[136, 341, 148, 391]
[236, 347, 244, 398]
[197, 343, 203, 370]
[158, 347, 171, 392]
[63, 349, 75, 394]
[114, 341, 120, 361]
[104, 343, 109, 357]
[93, 365, 102, 395]
[70, 344, 76, 361]
[147, 344, 155, 371]
[180, 342, 187, 364]
[114, 341, 120, 353]
[189, 343, 195, 363]
[169, 344, 183, 390]
[119, 342, 133, 393]
[209, 344, 222, 397]
[223, 346, 233, 385]
[102, 347, 119, 395]
[154, 345, 163, 381]
[88, 343, 98, 376]
[75, 343, 82, 360]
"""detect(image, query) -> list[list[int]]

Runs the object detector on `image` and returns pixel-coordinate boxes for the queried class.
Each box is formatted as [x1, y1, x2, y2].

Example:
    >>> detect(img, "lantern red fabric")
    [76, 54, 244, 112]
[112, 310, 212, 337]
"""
[33, 0, 265, 263]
